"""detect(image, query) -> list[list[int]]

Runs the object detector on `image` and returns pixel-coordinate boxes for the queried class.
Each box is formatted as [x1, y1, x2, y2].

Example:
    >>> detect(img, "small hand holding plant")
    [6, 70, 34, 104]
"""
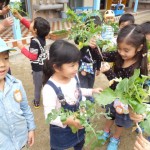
[95, 69, 150, 135]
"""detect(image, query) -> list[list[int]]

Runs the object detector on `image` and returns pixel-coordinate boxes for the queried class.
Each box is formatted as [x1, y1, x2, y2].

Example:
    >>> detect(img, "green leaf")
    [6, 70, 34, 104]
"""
[94, 88, 116, 106]
[69, 125, 78, 133]
[60, 114, 67, 122]
[140, 112, 150, 135]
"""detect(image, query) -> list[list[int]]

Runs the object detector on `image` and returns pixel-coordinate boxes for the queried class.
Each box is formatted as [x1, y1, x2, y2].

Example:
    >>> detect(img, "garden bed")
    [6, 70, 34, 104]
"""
[49, 30, 69, 40]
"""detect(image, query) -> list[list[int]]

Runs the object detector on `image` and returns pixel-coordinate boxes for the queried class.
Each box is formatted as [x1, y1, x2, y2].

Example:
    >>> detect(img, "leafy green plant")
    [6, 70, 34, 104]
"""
[95, 69, 150, 135]
[9, 2, 28, 16]
[66, 9, 102, 49]
[96, 39, 117, 52]
[110, 22, 119, 34]
[66, 8, 118, 52]
[46, 100, 110, 149]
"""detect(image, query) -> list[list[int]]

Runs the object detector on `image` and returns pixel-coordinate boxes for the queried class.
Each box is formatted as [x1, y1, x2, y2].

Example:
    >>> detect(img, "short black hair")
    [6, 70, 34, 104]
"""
[85, 15, 102, 26]
[140, 21, 150, 34]
[119, 13, 135, 26]
[33, 17, 50, 38]
[0, 0, 10, 6]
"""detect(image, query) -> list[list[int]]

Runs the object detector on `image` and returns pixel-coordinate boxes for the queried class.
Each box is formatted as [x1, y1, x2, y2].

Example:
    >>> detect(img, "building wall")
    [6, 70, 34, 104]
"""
[83, 0, 93, 6]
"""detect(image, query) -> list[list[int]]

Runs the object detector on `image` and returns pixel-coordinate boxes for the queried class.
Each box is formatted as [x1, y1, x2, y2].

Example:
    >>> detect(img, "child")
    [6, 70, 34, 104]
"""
[90, 24, 148, 150]
[77, 16, 101, 89]
[0, 38, 36, 149]
[101, 10, 115, 41]
[119, 13, 135, 29]
[13, 10, 50, 108]
[42, 40, 103, 150]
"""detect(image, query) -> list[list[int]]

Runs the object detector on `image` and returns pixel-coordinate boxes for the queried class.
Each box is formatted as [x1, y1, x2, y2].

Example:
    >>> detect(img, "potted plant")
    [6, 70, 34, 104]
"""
[49, 29, 69, 40]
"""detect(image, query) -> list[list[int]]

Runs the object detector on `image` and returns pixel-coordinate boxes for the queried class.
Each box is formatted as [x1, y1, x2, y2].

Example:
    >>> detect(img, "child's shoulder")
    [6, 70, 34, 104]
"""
[6, 74, 22, 85]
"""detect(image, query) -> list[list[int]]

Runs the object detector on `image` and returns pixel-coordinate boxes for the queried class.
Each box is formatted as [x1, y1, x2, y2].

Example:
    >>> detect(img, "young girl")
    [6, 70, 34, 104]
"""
[90, 24, 148, 150]
[42, 40, 103, 150]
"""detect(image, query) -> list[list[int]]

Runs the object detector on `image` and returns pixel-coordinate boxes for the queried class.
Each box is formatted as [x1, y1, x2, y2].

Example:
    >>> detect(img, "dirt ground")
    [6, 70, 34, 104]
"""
[10, 53, 137, 150]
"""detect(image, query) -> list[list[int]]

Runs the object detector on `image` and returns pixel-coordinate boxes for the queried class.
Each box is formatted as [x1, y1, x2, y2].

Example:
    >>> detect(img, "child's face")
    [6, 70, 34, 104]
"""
[55, 62, 79, 79]
[119, 21, 131, 29]
[104, 16, 115, 24]
[117, 41, 138, 61]
[0, 51, 9, 81]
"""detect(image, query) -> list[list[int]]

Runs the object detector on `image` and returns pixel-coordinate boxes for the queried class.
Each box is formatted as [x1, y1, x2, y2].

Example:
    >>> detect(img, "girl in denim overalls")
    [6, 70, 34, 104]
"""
[42, 40, 102, 150]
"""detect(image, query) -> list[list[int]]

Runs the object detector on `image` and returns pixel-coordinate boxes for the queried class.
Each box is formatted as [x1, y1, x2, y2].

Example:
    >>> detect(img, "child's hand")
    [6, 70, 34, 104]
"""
[92, 88, 103, 94]
[12, 9, 22, 20]
[89, 37, 97, 49]
[129, 107, 145, 123]
[1, 6, 10, 15]
[134, 134, 150, 150]
[17, 41, 24, 49]
[28, 130, 35, 147]
[1, 17, 13, 27]
[96, 70, 100, 76]
[100, 62, 110, 73]
[64, 116, 83, 129]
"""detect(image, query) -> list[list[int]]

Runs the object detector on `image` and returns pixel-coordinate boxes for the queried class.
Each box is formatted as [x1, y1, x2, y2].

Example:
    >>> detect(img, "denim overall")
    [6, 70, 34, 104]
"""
[46, 76, 85, 150]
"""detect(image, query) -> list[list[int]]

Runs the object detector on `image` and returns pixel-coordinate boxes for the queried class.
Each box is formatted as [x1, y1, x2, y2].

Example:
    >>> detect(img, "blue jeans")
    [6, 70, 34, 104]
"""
[78, 72, 95, 88]
[106, 103, 133, 128]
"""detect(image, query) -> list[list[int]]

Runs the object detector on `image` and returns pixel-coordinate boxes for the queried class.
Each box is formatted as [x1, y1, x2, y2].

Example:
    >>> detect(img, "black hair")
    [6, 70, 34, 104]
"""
[43, 40, 81, 84]
[33, 17, 50, 38]
[116, 24, 148, 75]
[85, 15, 102, 26]
[119, 13, 135, 26]
[0, 0, 10, 6]
[141, 21, 150, 35]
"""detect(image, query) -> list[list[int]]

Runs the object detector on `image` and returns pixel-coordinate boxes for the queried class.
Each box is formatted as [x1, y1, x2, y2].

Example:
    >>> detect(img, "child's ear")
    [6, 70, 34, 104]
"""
[34, 28, 37, 34]
[137, 44, 143, 52]
[53, 64, 60, 72]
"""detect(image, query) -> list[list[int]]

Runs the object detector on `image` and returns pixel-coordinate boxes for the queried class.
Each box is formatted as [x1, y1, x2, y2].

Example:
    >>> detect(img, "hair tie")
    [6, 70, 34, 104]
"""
[142, 53, 147, 57]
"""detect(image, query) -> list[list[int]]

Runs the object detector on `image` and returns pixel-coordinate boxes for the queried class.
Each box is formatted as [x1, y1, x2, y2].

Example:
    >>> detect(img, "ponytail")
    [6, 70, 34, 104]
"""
[43, 59, 54, 85]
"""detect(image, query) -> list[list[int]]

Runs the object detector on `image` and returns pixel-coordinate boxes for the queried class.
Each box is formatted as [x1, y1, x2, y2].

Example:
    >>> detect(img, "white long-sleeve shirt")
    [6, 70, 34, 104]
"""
[42, 77, 93, 128]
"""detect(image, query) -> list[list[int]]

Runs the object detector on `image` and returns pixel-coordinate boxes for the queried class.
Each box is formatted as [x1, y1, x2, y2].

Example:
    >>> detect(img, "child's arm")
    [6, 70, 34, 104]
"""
[13, 10, 30, 29]
[17, 40, 39, 60]
[81, 88, 103, 96]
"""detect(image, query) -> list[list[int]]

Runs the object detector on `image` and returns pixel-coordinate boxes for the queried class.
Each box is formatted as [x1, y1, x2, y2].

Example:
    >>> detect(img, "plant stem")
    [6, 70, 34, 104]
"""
[136, 122, 142, 134]
[96, 45, 104, 61]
